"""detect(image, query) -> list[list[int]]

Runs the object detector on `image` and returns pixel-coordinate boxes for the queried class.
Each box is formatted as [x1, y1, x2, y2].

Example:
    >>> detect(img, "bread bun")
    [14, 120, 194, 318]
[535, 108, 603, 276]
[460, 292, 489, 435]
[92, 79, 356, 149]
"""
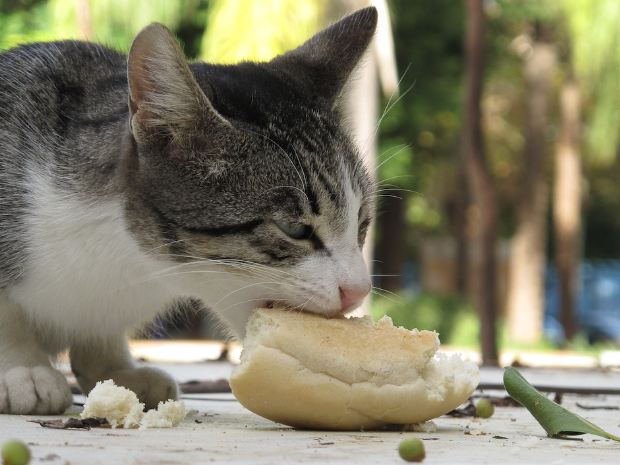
[230, 309, 480, 430]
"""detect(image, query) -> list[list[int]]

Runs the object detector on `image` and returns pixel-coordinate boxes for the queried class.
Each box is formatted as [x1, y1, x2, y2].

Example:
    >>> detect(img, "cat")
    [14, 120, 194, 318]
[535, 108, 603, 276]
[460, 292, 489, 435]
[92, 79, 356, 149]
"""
[0, 6, 377, 415]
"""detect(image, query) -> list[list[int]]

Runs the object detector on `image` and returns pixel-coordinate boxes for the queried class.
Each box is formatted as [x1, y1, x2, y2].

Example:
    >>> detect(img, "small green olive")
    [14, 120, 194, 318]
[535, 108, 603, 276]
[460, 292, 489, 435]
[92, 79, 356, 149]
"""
[476, 398, 495, 418]
[398, 437, 425, 462]
[1, 440, 30, 465]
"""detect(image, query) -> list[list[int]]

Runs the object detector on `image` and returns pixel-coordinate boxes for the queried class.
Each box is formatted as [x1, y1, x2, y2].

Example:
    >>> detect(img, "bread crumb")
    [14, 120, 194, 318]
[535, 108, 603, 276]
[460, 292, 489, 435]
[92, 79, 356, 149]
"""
[412, 421, 437, 433]
[140, 400, 186, 430]
[522, 436, 540, 448]
[81, 380, 144, 428]
[81, 379, 186, 429]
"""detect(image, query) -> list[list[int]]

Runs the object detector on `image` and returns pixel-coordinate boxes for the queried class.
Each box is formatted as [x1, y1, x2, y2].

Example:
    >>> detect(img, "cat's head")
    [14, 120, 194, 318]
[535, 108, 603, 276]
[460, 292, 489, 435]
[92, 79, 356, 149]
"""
[121, 7, 378, 337]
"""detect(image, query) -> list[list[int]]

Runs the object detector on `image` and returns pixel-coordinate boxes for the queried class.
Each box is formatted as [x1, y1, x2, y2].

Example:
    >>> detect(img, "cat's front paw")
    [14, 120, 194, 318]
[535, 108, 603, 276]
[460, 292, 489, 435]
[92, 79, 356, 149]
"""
[0, 366, 73, 415]
[105, 366, 178, 410]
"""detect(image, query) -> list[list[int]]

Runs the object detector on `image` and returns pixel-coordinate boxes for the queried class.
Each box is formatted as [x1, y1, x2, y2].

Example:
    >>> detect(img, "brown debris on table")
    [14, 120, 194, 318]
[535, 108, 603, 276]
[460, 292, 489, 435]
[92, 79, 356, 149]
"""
[179, 379, 231, 393]
[29, 417, 110, 430]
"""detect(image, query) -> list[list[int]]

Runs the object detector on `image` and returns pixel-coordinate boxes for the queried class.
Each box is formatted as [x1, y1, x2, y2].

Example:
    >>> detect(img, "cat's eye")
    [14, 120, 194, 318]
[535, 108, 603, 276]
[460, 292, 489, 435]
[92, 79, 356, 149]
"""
[274, 220, 314, 240]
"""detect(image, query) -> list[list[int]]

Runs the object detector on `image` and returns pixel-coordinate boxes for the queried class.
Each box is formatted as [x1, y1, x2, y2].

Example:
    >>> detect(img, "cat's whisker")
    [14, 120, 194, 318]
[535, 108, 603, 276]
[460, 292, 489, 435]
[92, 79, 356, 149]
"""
[369, 290, 401, 305]
[215, 292, 290, 314]
[374, 175, 417, 188]
[214, 259, 305, 281]
[291, 298, 313, 315]
[374, 143, 412, 172]
[374, 185, 424, 196]
[374, 194, 403, 200]
[370, 80, 413, 149]
[143, 239, 191, 255]
[376, 63, 411, 126]
[115, 268, 250, 290]
[144, 262, 291, 287]
[372, 75, 415, 142]
[152, 254, 304, 281]
[377, 143, 408, 162]
[119, 256, 297, 288]
[211, 281, 284, 309]
[370, 286, 403, 300]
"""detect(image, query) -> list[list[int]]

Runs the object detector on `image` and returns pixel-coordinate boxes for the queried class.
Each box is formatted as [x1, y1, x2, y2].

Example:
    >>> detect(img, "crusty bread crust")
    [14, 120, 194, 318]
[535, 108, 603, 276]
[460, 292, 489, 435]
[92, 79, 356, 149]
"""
[230, 309, 480, 430]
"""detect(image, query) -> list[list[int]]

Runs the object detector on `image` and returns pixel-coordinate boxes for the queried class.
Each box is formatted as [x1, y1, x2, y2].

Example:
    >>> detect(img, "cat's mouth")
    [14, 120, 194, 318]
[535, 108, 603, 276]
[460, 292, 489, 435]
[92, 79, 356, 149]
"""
[264, 300, 290, 310]
[261, 300, 347, 320]
[262, 300, 312, 314]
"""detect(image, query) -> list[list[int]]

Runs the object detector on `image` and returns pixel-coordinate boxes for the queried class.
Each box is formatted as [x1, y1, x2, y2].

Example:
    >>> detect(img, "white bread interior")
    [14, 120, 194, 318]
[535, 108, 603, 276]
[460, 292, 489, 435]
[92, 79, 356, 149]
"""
[229, 309, 480, 430]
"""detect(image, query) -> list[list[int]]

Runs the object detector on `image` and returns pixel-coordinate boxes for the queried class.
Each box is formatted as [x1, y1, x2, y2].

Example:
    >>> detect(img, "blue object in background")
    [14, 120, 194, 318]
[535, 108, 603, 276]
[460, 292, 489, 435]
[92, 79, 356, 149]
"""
[545, 261, 620, 345]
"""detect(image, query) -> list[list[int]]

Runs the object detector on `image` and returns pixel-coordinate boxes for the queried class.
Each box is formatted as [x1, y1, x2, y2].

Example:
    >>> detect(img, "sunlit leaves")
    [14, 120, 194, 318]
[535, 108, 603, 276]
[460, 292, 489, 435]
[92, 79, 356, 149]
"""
[559, 0, 620, 165]
[200, 0, 327, 63]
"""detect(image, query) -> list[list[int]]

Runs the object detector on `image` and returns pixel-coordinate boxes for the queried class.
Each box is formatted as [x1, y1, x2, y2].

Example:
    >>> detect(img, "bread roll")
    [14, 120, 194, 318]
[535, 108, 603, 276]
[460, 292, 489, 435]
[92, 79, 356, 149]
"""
[230, 309, 480, 430]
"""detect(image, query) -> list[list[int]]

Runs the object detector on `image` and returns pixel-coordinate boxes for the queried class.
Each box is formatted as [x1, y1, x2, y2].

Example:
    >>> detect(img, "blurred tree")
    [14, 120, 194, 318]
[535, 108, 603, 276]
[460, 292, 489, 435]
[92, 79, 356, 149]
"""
[553, 75, 581, 343]
[553, 0, 620, 342]
[560, 0, 620, 165]
[505, 26, 557, 345]
[462, 0, 498, 365]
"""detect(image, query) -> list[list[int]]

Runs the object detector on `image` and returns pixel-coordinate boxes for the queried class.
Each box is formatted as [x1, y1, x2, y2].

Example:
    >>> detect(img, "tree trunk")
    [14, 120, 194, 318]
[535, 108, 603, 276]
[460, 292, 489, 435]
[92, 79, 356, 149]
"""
[375, 194, 405, 293]
[463, 0, 499, 366]
[454, 165, 469, 294]
[76, 0, 92, 40]
[553, 77, 582, 343]
[506, 40, 557, 344]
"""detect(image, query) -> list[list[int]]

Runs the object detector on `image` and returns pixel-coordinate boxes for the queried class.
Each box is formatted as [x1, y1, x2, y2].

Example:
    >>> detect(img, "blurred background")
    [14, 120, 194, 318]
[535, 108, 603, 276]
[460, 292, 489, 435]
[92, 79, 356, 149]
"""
[3, 0, 620, 365]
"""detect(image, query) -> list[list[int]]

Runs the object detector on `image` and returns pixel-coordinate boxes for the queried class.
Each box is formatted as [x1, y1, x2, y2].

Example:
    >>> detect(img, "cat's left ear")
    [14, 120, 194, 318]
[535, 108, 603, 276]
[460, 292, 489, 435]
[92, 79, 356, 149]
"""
[127, 23, 229, 146]
[270, 7, 378, 110]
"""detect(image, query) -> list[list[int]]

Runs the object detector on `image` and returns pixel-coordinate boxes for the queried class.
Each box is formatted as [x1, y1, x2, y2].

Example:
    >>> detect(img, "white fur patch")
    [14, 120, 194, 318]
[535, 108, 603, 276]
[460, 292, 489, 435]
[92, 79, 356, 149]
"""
[8, 171, 177, 346]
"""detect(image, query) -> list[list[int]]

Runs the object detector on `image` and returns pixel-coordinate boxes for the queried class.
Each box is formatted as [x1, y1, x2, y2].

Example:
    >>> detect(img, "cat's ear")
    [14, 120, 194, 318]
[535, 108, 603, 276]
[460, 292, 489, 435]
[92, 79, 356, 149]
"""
[270, 7, 378, 110]
[127, 23, 227, 145]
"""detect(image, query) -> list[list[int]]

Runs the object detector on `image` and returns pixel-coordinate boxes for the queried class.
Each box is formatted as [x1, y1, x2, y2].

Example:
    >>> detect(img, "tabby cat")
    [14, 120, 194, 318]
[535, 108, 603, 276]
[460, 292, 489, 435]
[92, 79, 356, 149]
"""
[0, 7, 377, 415]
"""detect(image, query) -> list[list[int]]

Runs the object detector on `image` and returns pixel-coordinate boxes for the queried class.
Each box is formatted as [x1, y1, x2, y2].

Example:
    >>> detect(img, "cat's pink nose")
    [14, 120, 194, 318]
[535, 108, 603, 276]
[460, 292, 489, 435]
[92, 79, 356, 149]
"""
[339, 285, 370, 312]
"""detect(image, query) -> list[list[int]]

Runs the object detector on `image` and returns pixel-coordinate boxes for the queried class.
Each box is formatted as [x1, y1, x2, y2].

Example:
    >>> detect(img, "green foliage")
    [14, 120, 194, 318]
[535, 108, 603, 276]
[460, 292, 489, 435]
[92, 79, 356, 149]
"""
[497, 320, 558, 352]
[561, 332, 618, 355]
[376, 0, 465, 238]
[0, 0, 209, 53]
[47, 0, 199, 50]
[369, 292, 479, 347]
[200, 0, 327, 63]
[495, 0, 562, 25]
[559, 0, 620, 164]
[0, 0, 54, 49]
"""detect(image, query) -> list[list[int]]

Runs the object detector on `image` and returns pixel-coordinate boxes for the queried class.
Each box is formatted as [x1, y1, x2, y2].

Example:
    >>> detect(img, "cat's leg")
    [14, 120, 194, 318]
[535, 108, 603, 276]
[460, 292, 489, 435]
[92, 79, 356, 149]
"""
[70, 335, 178, 410]
[0, 298, 73, 415]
